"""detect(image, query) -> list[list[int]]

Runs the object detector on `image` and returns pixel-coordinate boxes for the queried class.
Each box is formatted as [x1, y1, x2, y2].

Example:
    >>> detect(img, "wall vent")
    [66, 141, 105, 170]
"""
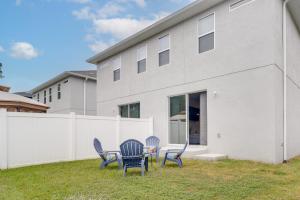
[230, 0, 255, 11]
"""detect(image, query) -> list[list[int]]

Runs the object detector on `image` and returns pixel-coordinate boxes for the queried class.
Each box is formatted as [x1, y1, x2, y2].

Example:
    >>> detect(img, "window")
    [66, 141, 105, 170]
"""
[137, 46, 147, 73]
[49, 88, 52, 102]
[119, 102, 140, 118]
[158, 35, 170, 66]
[43, 90, 46, 104]
[113, 69, 120, 81]
[57, 84, 61, 100]
[198, 13, 215, 54]
[37, 93, 40, 102]
[230, 0, 254, 11]
[113, 57, 121, 81]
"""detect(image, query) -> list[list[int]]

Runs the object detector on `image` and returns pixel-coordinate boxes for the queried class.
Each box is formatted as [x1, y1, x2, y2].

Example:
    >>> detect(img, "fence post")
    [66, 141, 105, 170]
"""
[116, 115, 121, 149]
[0, 109, 8, 170]
[69, 112, 76, 161]
[149, 117, 154, 136]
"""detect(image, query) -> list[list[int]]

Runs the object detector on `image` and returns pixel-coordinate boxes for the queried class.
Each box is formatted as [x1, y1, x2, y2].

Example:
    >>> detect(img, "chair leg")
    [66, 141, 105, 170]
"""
[141, 162, 145, 176]
[123, 166, 127, 177]
[117, 159, 122, 170]
[178, 158, 183, 168]
[100, 161, 106, 169]
[156, 152, 159, 164]
[161, 154, 167, 167]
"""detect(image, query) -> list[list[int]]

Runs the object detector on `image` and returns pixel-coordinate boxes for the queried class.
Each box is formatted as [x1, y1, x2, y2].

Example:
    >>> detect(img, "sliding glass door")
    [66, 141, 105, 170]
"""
[169, 95, 187, 144]
[169, 91, 207, 145]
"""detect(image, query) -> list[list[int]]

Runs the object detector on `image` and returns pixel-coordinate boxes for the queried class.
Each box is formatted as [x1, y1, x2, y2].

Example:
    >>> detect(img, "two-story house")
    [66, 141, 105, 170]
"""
[87, 0, 300, 163]
[31, 70, 97, 115]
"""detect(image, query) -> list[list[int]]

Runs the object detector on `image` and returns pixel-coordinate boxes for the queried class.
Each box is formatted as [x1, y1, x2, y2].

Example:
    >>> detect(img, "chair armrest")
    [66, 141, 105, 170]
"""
[105, 150, 120, 153]
[166, 149, 182, 153]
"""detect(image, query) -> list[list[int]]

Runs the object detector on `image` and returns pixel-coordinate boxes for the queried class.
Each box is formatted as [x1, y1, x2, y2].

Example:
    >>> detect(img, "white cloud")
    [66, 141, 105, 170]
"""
[89, 40, 114, 53]
[69, 0, 91, 4]
[0, 46, 4, 53]
[10, 42, 39, 60]
[72, 7, 95, 20]
[16, 0, 22, 6]
[93, 18, 154, 39]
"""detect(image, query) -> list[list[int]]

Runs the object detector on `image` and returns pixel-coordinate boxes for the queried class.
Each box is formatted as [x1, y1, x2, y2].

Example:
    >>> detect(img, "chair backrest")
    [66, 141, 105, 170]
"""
[93, 138, 106, 161]
[177, 141, 188, 157]
[146, 136, 160, 147]
[120, 139, 144, 157]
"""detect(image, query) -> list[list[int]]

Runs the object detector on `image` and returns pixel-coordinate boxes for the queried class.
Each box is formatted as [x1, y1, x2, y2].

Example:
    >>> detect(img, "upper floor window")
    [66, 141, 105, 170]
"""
[37, 93, 40, 102]
[119, 102, 140, 118]
[43, 90, 46, 104]
[113, 57, 121, 82]
[198, 13, 215, 54]
[57, 84, 61, 100]
[137, 46, 147, 73]
[158, 35, 170, 66]
[49, 88, 52, 103]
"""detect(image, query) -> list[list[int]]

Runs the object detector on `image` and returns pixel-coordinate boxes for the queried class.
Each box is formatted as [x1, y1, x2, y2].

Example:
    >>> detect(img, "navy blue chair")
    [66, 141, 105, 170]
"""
[120, 139, 147, 176]
[161, 141, 188, 168]
[145, 136, 160, 164]
[94, 138, 122, 169]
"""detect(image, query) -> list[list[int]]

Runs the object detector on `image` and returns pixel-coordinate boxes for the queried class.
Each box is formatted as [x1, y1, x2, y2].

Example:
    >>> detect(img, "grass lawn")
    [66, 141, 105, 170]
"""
[1, 157, 300, 200]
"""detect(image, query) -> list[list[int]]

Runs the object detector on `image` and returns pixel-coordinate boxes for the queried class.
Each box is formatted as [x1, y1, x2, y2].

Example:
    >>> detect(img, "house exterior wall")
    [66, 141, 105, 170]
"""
[95, 0, 300, 163]
[286, 8, 300, 160]
[33, 76, 96, 115]
[69, 77, 97, 115]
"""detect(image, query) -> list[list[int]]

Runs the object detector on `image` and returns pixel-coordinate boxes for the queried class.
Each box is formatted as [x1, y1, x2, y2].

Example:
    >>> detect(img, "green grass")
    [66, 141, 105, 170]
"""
[1, 157, 300, 200]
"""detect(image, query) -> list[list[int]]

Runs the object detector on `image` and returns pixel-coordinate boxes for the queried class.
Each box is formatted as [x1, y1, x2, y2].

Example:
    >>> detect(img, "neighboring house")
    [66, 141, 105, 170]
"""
[87, 0, 300, 163]
[31, 70, 97, 115]
[14, 92, 33, 99]
[0, 85, 48, 113]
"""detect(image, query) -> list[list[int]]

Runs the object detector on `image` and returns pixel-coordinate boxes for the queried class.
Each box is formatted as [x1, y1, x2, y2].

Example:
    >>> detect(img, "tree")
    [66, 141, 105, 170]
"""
[0, 63, 4, 79]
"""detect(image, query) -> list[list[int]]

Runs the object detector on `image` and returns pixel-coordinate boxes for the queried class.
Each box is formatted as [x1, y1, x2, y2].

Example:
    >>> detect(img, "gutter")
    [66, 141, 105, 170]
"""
[282, 0, 293, 163]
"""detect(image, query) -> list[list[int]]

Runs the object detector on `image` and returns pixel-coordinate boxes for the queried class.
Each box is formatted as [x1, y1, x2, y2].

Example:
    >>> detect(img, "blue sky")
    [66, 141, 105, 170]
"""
[0, 0, 191, 92]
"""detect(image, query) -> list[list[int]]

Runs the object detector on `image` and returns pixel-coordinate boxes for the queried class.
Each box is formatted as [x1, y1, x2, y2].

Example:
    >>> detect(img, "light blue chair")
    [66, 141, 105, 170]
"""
[145, 136, 160, 164]
[161, 141, 188, 168]
[93, 138, 122, 169]
[120, 139, 148, 176]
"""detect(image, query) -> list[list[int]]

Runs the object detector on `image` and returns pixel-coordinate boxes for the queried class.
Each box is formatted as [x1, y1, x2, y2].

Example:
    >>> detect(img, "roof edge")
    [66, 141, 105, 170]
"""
[30, 71, 97, 94]
[87, 0, 225, 64]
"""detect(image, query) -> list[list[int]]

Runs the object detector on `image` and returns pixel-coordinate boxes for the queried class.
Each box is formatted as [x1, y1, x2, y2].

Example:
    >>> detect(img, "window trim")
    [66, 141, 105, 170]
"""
[229, 0, 255, 12]
[197, 12, 216, 54]
[118, 102, 140, 118]
[158, 34, 171, 67]
[137, 45, 147, 74]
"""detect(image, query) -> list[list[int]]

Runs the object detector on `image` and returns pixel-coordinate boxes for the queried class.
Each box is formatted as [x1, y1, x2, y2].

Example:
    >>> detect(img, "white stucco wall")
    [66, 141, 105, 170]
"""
[286, 9, 300, 160]
[33, 76, 97, 115]
[95, 0, 300, 163]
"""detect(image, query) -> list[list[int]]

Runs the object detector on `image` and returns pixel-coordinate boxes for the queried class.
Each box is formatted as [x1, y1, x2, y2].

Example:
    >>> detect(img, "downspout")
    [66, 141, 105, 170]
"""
[283, 0, 292, 163]
[83, 77, 88, 115]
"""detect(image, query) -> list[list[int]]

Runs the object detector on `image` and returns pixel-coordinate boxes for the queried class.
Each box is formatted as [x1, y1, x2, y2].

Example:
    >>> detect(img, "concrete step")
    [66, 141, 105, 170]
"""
[193, 154, 228, 161]
[160, 145, 208, 158]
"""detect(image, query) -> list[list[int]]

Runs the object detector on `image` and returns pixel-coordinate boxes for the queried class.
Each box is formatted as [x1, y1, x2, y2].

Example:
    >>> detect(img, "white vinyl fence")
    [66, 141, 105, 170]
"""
[0, 109, 153, 170]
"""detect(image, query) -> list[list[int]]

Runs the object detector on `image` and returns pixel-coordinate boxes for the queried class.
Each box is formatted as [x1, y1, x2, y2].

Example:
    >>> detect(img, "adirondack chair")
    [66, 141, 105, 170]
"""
[93, 138, 122, 169]
[161, 141, 188, 168]
[120, 139, 147, 176]
[145, 136, 161, 164]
